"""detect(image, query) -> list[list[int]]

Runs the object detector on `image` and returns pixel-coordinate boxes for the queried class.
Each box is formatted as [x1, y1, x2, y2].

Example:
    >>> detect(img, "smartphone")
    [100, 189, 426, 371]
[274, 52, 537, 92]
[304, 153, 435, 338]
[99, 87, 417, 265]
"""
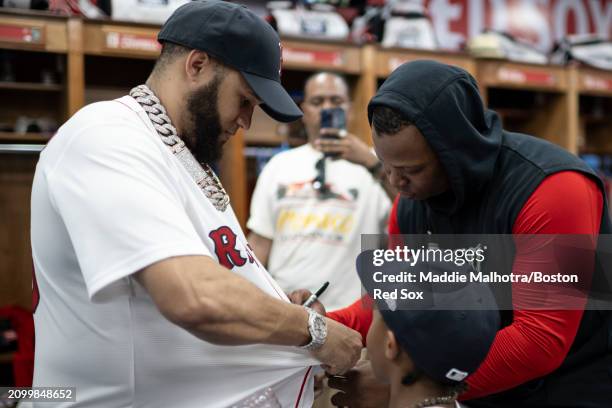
[320, 108, 346, 158]
[320, 108, 346, 131]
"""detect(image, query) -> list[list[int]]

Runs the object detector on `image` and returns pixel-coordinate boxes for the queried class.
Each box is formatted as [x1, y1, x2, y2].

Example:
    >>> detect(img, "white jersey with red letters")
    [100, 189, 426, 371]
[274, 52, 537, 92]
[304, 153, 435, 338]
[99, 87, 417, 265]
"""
[30, 95, 317, 408]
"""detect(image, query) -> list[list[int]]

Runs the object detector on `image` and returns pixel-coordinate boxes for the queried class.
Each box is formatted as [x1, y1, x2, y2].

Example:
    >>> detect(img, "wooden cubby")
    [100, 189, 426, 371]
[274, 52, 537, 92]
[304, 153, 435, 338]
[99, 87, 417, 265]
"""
[1, 8, 611, 314]
[0, 10, 72, 312]
[0, 11, 69, 144]
[573, 67, 612, 155]
[375, 46, 476, 77]
[476, 60, 575, 152]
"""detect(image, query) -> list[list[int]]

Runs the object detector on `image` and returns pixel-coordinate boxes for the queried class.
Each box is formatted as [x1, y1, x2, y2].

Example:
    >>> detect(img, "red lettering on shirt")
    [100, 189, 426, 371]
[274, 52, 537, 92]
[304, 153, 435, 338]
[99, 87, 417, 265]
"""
[245, 244, 259, 267]
[209, 226, 247, 269]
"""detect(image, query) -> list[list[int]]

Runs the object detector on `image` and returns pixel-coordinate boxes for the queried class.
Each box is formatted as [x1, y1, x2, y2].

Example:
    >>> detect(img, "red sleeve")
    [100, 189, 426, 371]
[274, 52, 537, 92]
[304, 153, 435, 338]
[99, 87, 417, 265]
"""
[462, 171, 603, 400]
[388, 194, 401, 235]
[327, 297, 373, 344]
[327, 195, 401, 342]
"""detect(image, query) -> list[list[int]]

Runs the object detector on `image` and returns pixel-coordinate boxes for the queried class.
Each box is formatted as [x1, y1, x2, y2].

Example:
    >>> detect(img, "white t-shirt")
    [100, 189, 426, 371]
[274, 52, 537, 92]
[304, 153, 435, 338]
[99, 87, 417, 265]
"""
[247, 144, 390, 310]
[30, 96, 318, 408]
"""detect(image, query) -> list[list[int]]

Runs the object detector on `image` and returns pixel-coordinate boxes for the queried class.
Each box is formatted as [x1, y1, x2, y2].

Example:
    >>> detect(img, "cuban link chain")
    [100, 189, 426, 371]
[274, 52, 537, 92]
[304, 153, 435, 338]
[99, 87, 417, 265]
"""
[129, 84, 230, 212]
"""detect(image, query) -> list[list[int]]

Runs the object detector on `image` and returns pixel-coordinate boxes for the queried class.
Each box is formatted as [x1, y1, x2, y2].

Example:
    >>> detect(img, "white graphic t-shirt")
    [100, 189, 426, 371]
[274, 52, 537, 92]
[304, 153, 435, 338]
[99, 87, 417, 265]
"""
[30, 96, 317, 408]
[248, 144, 391, 310]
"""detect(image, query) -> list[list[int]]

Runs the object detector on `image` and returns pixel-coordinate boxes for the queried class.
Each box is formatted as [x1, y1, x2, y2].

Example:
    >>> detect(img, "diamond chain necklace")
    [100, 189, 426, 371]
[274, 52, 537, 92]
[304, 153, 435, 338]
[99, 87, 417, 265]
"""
[129, 84, 230, 212]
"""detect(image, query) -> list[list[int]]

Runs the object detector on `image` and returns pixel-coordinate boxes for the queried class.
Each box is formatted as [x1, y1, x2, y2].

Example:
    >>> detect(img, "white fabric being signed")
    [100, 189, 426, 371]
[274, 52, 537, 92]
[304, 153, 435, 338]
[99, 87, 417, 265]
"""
[30, 96, 317, 408]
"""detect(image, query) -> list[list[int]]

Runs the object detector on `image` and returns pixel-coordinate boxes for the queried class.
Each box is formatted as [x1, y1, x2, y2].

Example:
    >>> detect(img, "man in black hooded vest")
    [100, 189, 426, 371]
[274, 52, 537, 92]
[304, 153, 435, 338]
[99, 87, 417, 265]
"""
[327, 60, 612, 407]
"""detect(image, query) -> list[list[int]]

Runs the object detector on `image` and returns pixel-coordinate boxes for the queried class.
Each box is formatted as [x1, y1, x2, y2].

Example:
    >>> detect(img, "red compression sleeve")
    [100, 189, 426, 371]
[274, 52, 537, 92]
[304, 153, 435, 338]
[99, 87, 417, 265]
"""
[327, 297, 373, 344]
[388, 194, 401, 235]
[462, 171, 603, 400]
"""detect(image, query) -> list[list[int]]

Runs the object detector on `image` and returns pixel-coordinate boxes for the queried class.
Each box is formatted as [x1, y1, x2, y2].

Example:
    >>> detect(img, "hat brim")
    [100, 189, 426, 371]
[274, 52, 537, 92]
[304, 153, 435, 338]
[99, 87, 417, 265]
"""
[242, 72, 302, 123]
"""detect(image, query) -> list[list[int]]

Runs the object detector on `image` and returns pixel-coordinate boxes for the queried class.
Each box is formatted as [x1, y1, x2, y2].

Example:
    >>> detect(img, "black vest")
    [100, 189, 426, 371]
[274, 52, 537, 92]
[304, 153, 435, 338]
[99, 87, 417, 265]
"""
[396, 131, 612, 407]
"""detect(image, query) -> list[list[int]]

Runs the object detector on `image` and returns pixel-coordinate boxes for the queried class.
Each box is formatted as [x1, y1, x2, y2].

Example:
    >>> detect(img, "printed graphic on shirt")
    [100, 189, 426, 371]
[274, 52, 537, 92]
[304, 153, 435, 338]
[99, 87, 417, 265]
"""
[274, 179, 359, 245]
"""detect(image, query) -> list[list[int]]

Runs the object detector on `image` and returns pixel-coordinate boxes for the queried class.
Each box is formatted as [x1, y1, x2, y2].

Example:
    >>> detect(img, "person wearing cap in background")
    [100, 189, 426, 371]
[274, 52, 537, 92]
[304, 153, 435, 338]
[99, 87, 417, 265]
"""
[327, 60, 612, 407]
[356, 253, 499, 408]
[248, 72, 393, 312]
[30, 2, 362, 407]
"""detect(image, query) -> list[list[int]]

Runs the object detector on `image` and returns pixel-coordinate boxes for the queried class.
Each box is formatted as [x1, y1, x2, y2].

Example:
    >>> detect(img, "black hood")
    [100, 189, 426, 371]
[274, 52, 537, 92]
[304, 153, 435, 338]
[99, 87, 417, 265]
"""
[368, 60, 503, 215]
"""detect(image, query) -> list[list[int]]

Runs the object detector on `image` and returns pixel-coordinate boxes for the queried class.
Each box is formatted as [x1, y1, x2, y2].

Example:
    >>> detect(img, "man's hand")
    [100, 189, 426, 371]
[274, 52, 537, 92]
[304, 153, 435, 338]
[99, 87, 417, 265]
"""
[314, 130, 379, 169]
[288, 290, 359, 374]
[315, 129, 397, 200]
[327, 360, 390, 407]
[312, 318, 362, 375]
[288, 289, 326, 316]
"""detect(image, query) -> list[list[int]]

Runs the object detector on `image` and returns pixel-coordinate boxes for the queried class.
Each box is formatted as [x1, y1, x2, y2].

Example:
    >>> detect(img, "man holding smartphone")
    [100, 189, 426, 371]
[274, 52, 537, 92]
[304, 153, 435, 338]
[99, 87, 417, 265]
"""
[248, 72, 392, 311]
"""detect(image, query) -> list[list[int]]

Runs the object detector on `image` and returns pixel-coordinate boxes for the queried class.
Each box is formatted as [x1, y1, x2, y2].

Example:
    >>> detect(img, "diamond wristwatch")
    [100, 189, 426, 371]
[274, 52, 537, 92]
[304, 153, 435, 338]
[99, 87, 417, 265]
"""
[301, 307, 327, 351]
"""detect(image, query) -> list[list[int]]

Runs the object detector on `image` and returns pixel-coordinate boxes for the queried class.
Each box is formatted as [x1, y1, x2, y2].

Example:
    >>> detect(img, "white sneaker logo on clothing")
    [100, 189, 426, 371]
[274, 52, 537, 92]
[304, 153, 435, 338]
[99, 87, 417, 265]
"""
[445, 368, 468, 382]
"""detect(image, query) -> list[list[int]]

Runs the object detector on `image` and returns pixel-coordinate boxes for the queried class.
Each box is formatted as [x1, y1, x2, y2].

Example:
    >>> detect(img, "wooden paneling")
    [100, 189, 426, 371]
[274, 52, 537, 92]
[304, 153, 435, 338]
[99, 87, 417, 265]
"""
[477, 60, 575, 151]
[0, 14, 67, 53]
[0, 153, 38, 309]
[0, 132, 50, 143]
[477, 60, 567, 92]
[219, 130, 247, 229]
[281, 39, 361, 74]
[67, 18, 84, 116]
[566, 67, 580, 155]
[577, 68, 612, 97]
[243, 107, 284, 146]
[523, 94, 573, 151]
[376, 47, 476, 77]
[83, 21, 160, 59]
[351, 45, 377, 145]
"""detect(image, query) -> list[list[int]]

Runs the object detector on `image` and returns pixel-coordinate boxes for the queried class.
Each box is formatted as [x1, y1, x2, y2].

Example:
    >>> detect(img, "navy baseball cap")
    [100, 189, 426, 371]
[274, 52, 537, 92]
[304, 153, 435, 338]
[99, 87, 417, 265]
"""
[357, 251, 500, 385]
[158, 0, 302, 123]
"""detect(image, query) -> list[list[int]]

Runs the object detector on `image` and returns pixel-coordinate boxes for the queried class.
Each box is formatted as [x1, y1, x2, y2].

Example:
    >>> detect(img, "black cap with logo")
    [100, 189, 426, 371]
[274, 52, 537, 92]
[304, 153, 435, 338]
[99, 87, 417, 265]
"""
[357, 251, 500, 385]
[158, 0, 301, 123]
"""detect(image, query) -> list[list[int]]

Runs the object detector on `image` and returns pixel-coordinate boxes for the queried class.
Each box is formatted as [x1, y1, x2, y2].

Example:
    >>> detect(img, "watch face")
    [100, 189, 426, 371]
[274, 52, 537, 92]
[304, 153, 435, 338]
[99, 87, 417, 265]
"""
[302, 310, 327, 350]
[313, 315, 327, 339]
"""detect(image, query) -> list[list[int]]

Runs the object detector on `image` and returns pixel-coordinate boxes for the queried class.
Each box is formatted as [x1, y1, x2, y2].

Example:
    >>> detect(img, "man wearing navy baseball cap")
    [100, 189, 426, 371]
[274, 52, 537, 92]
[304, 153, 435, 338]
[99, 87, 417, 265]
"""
[151, 0, 302, 164]
[30, 1, 362, 407]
